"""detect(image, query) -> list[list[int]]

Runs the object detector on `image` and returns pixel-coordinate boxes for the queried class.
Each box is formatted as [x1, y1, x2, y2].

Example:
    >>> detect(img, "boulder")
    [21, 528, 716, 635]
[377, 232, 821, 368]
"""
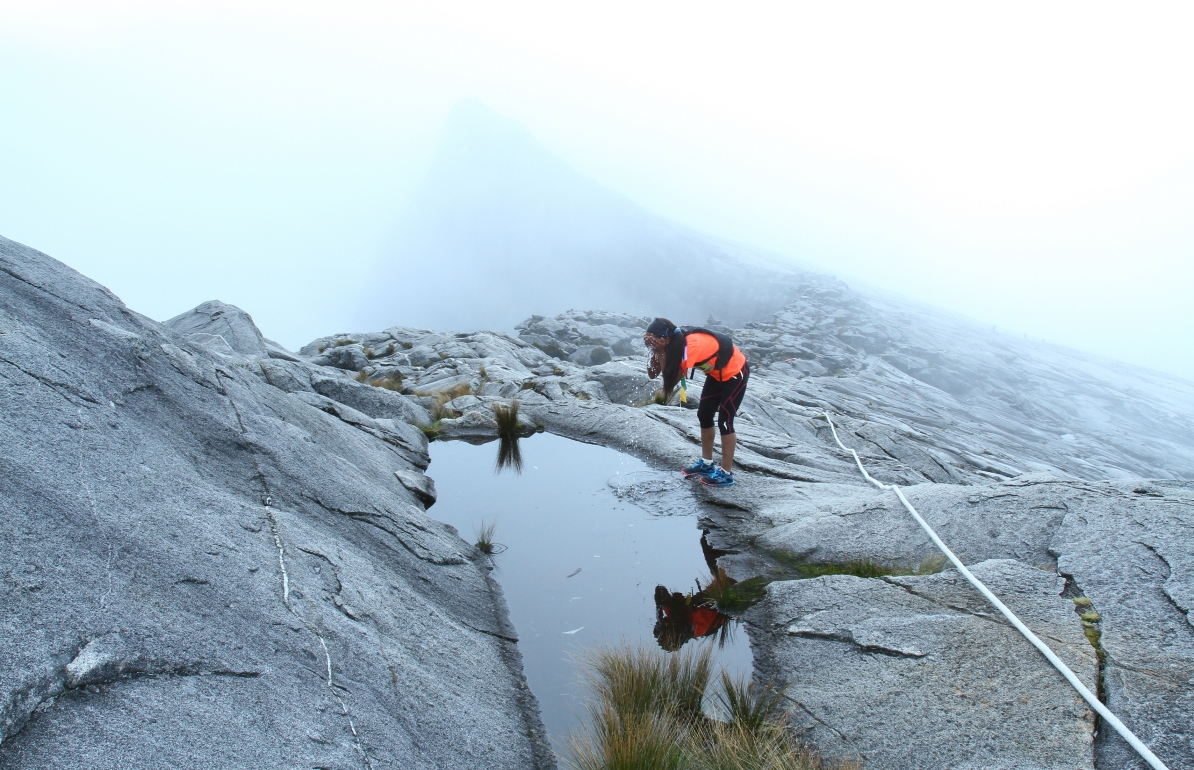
[394, 469, 438, 507]
[163, 300, 270, 359]
[436, 410, 499, 441]
[585, 361, 657, 406]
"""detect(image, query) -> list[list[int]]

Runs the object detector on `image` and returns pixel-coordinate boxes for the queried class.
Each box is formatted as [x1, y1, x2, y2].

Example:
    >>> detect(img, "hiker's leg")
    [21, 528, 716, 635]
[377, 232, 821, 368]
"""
[716, 364, 749, 472]
[697, 374, 720, 462]
[720, 431, 736, 472]
[700, 426, 716, 462]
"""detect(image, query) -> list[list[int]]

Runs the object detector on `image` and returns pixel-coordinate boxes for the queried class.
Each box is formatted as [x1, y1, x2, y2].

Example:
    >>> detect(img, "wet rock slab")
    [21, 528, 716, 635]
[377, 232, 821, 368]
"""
[749, 560, 1099, 770]
[735, 476, 1194, 770]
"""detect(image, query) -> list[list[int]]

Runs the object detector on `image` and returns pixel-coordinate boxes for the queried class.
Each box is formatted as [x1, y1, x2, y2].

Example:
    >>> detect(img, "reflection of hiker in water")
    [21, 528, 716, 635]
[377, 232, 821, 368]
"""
[653, 582, 732, 652]
[643, 318, 749, 488]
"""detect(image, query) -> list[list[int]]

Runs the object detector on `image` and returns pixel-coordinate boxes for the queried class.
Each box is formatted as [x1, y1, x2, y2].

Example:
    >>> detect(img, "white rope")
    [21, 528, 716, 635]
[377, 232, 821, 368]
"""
[822, 412, 1169, 770]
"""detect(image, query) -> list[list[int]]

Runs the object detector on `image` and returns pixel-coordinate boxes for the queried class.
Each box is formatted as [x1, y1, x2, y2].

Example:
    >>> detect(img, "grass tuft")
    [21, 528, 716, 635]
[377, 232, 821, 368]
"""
[333, 337, 358, 347]
[493, 399, 522, 440]
[564, 644, 855, 770]
[474, 519, 505, 555]
[420, 382, 473, 421]
[772, 552, 947, 580]
[712, 671, 784, 732]
[582, 644, 713, 725]
[362, 345, 375, 359]
[369, 375, 403, 392]
[417, 420, 443, 440]
[567, 707, 688, 770]
[354, 370, 368, 383]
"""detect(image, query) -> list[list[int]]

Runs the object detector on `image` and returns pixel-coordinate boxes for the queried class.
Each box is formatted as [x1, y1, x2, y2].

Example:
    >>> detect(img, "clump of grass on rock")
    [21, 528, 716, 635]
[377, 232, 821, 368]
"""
[368, 374, 403, 392]
[772, 552, 946, 580]
[566, 644, 856, 770]
[493, 398, 522, 440]
[413, 384, 473, 439]
[474, 519, 505, 555]
[418, 382, 472, 422]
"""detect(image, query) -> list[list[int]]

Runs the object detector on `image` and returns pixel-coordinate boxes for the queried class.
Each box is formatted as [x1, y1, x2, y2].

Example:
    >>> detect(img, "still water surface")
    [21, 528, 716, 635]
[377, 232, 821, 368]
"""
[427, 432, 753, 745]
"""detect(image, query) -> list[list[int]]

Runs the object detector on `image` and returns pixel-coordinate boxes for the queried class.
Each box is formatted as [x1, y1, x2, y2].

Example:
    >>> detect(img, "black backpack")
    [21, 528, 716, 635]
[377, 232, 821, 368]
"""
[679, 326, 735, 372]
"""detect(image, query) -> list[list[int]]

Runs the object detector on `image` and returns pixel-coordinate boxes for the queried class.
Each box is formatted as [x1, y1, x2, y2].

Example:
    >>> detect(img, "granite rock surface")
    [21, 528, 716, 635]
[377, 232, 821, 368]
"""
[5, 224, 1192, 770]
[300, 295, 1192, 769]
[0, 236, 553, 769]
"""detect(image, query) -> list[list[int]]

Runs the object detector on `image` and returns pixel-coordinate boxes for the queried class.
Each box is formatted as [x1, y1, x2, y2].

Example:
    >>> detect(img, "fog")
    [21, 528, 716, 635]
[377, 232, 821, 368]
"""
[2, 2, 1192, 379]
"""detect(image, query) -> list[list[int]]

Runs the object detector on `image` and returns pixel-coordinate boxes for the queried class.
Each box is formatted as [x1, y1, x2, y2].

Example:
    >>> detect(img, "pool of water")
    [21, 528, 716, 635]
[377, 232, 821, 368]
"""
[427, 432, 753, 747]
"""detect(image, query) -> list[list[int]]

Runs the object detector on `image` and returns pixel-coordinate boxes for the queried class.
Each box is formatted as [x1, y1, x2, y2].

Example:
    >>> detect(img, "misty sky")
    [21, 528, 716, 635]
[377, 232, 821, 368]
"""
[2, 2, 1192, 380]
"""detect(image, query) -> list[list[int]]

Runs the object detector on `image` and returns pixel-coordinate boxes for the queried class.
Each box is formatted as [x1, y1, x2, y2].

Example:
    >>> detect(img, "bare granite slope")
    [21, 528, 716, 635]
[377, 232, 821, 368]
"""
[299, 302, 1192, 769]
[4, 225, 1190, 769]
[0, 235, 553, 769]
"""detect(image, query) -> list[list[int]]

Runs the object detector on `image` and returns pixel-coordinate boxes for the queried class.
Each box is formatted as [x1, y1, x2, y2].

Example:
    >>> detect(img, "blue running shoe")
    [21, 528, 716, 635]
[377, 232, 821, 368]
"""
[682, 458, 716, 479]
[701, 467, 735, 487]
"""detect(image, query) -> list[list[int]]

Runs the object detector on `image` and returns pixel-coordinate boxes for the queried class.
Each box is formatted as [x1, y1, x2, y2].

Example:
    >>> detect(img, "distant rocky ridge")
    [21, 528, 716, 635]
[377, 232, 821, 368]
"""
[4, 230, 1192, 770]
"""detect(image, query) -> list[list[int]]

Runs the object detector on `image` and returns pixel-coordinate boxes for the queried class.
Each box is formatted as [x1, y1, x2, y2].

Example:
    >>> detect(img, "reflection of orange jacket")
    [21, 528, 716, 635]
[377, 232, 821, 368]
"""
[691, 606, 724, 637]
[681, 333, 746, 381]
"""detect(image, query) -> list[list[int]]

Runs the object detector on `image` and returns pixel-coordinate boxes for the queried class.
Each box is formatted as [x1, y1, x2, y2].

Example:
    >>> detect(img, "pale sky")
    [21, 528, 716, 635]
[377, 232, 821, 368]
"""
[2, 1, 1192, 379]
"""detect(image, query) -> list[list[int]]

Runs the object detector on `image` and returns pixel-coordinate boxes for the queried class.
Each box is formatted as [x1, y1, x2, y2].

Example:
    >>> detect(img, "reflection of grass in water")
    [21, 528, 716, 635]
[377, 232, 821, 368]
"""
[697, 568, 772, 613]
[495, 435, 523, 474]
[565, 644, 856, 770]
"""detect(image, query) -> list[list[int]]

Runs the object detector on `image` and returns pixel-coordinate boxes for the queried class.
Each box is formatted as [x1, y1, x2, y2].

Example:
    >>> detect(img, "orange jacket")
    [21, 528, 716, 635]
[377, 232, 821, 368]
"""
[681, 333, 746, 381]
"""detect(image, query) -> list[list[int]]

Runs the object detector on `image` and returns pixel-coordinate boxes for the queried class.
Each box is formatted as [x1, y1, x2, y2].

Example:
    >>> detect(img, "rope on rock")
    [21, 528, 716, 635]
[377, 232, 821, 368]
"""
[822, 412, 1169, 770]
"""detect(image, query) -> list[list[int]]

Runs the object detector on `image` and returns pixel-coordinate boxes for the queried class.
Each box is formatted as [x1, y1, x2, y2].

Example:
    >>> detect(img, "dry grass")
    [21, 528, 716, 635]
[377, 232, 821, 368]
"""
[354, 370, 368, 383]
[368, 375, 404, 392]
[474, 519, 505, 555]
[567, 707, 688, 770]
[582, 644, 713, 724]
[565, 644, 858, 770]
[416, 382, 472, 421]
[711, 671, 784, 732]
[492, 399, 522, 440]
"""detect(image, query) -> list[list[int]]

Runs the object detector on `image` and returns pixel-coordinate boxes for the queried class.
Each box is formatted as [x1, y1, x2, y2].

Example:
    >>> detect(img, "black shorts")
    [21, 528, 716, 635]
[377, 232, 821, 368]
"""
[697, 361, 749, 436]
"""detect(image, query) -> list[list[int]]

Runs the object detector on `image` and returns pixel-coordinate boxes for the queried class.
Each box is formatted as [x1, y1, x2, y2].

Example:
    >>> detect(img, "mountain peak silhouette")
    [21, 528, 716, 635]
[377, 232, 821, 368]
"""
[359, 101, 807, 333]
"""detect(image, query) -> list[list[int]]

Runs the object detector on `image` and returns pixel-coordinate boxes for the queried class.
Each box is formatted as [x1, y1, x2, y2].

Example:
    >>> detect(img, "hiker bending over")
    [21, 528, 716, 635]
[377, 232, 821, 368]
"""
[643, 318, 750, 488]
